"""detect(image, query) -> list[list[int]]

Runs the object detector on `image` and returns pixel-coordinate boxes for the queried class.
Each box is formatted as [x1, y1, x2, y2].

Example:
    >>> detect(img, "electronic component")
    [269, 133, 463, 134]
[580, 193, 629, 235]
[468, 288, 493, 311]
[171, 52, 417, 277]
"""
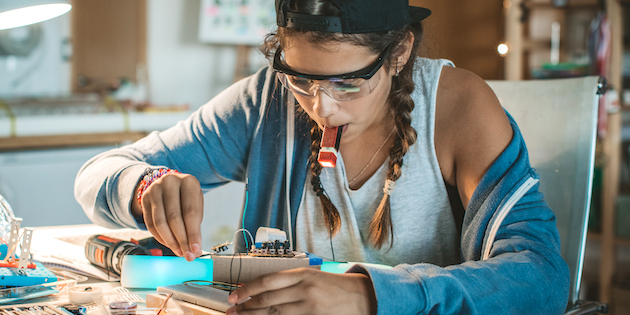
[210, 227, 322, 283]
[1, 219, 35, 269]
[318, 126, 342, 167]
[211, 252, 322, 284]
[248, 240, 293, 257]
[0, 261, 57, 287]
[211, 241, 231, 254]
[84, 235, 151, 276]
[0, 218, 57, 287]
[249, 227, 292, 257]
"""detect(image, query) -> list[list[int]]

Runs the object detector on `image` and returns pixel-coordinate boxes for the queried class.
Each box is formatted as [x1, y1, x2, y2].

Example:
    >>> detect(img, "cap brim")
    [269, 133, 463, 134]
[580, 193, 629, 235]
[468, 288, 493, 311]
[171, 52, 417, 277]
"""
[409, 6, 431, 22]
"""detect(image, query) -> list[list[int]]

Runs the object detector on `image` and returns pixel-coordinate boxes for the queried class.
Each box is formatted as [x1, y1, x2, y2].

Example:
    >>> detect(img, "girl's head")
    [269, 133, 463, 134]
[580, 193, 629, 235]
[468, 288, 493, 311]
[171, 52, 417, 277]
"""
[263, 0, 430, 249]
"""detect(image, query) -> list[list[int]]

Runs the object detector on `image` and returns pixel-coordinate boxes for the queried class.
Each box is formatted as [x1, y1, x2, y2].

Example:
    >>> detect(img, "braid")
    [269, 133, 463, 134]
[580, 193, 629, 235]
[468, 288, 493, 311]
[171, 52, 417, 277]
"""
[260, 0, 425, 250]
[367, 42, 418, 250]
[308, 119, 341, 237]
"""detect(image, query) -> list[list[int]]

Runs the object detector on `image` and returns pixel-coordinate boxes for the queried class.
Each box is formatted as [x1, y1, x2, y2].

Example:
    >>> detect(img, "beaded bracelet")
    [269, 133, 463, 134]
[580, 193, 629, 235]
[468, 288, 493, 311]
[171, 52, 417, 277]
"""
[136, 168, 180, 206]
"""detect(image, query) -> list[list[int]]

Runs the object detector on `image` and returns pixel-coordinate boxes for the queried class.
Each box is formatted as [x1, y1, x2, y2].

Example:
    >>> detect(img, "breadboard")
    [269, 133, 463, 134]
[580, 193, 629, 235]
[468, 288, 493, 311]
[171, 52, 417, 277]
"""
[0, 262, 56, 287]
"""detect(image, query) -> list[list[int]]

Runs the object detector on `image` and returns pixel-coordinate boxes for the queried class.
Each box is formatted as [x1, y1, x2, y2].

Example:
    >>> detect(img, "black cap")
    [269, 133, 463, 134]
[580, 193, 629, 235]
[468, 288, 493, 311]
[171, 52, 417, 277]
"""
[276, 0, 431, 33]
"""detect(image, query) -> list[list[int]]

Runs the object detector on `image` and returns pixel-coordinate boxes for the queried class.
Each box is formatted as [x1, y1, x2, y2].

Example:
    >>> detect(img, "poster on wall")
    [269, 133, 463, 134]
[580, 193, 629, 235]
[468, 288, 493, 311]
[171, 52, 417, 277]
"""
[198, 0, 276, 45]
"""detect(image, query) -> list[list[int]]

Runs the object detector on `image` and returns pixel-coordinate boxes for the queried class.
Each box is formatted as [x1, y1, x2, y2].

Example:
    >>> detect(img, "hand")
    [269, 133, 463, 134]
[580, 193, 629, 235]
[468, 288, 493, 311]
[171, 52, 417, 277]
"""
[226, 268, 377, 315]
[131, 172, 204, 261]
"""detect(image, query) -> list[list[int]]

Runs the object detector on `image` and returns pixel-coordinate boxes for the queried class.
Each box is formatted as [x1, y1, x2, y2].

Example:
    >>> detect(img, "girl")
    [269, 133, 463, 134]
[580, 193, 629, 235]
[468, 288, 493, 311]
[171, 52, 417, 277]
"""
[75, 0, 570, 313]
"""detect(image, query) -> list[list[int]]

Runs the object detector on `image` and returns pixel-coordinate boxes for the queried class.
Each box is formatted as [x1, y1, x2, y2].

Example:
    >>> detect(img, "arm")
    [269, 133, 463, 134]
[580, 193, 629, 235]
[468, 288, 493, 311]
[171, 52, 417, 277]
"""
[348, 181, 569, 314]
[346, 68, 569, 314]
[435, 66, 513, 208]
[74, 67, 273, 254]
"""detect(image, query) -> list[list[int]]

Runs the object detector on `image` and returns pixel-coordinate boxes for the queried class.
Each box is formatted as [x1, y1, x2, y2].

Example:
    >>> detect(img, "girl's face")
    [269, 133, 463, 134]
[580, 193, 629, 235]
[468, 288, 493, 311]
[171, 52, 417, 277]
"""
[282, 37, 395, 144]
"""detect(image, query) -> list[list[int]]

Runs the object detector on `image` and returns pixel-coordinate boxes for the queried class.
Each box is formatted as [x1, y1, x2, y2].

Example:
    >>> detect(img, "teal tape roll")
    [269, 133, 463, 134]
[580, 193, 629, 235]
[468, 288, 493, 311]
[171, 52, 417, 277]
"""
[121, 256, 213, 289]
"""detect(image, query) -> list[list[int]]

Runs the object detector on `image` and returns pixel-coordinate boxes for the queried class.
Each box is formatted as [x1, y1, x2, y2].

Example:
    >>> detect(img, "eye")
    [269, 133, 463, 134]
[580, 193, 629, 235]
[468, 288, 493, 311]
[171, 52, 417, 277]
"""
[330, 79, 362, 93]
[288, 76, 312, 87]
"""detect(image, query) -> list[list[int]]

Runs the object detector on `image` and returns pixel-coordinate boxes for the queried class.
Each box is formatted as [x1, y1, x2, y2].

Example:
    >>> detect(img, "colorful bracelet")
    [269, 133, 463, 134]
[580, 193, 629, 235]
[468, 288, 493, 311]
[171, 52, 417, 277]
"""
[136, 168, 180, 206]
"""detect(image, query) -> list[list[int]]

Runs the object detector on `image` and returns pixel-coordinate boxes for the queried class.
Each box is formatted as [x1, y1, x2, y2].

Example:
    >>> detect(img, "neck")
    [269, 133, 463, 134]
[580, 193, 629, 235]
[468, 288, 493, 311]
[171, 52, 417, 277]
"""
[339, 108, 397, 190]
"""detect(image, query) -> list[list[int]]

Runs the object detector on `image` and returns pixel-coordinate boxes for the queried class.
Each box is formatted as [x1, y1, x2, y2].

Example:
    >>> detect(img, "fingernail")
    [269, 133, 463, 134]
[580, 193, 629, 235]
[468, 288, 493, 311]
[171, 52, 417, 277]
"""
[174, 248, 183, 257]
[185, 251, 196, 261]
[226, 308, 238, 315]
[228, 293, 238, 303]
[191, 243, 201, 254]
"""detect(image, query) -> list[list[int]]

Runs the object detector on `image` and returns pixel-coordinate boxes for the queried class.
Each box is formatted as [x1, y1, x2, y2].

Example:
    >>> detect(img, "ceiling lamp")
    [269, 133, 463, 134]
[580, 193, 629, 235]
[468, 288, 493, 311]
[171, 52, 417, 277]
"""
[0, 0, 72, 30]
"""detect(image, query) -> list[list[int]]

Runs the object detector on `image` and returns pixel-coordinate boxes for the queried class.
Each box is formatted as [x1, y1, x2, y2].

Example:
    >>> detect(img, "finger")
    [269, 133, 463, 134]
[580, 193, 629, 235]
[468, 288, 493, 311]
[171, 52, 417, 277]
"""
[235, 284, 303, 310]
[141, 195, 164, 245]
[229, 268, 310, 304]
[146, 183, 183, 257]
[227, 301, 306, 315]
[160, 175, 193, 259]
[180, 176, 204, 257]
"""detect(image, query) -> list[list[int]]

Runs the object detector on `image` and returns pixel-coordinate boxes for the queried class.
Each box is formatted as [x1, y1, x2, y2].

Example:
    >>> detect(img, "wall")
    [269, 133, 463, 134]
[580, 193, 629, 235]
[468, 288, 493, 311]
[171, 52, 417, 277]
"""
[0, 12, 71, 97]
[412, 0, 504, 80]
[148, 0, 251, 108]
[0, 147, 114, 227]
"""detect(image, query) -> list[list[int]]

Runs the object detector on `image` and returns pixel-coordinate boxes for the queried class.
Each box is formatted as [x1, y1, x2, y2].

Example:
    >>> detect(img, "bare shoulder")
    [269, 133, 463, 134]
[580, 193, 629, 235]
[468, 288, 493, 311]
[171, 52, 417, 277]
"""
[435, 66, 513, 207]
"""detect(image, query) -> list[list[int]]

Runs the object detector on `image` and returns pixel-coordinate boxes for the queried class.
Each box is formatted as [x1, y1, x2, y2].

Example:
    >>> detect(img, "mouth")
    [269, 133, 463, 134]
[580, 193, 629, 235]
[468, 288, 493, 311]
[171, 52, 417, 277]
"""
[322, 124, 348, 135]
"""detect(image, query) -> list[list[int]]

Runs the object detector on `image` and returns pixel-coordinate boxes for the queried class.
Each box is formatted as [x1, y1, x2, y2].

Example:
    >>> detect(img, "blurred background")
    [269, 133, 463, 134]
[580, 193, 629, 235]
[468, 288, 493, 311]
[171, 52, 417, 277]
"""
[0, 0, 628, 312]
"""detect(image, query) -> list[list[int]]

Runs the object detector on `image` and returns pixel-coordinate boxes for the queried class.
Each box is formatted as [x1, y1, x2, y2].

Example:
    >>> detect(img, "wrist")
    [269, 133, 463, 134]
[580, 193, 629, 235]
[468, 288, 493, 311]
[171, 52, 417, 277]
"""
[136, 168, 180, 207]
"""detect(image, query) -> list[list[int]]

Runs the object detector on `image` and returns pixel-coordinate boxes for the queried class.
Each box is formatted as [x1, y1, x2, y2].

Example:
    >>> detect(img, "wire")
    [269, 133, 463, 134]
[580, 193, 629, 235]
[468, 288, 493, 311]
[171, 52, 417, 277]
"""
[323, 190, 336, 262]
[229, 252, 243, 293]
[241, 178, 249, 250]
[232, 229, 254, 252]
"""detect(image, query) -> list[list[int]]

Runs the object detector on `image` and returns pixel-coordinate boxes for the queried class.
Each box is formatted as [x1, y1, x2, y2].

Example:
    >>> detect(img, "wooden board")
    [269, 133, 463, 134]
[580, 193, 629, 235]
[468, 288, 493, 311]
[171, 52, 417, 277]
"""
[0, 132, 147, 151]
[146, 293, 225, 315]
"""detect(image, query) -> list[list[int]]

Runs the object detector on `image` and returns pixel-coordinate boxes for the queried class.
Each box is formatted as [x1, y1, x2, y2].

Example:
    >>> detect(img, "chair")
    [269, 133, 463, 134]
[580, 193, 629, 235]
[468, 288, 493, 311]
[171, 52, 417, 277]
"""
[486, 76, 607, 314]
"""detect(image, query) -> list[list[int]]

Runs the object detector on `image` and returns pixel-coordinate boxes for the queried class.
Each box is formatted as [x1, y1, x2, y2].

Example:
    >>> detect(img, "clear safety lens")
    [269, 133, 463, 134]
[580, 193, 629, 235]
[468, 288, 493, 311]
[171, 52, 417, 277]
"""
[277, 70, 381, 101]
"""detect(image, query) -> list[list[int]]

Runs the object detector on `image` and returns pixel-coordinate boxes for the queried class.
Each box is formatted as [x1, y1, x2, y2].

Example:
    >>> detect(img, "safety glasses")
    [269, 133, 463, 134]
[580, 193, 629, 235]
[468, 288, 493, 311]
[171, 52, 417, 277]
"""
[273, 44, 393, 101]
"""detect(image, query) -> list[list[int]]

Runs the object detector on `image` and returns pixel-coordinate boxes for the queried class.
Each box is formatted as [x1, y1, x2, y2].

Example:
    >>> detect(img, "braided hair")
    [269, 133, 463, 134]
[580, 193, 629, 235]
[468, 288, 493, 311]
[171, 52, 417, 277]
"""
[261, 0, 424, 249]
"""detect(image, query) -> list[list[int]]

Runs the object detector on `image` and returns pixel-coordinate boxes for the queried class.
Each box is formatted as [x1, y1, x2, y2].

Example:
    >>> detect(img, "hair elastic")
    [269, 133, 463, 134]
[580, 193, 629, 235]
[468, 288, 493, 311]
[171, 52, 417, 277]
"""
[383, 179, 396, 196]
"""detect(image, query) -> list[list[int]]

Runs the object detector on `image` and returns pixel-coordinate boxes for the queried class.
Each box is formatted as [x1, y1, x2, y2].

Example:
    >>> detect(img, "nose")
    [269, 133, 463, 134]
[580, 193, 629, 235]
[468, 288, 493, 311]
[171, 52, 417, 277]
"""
[312, 87, 338, 118]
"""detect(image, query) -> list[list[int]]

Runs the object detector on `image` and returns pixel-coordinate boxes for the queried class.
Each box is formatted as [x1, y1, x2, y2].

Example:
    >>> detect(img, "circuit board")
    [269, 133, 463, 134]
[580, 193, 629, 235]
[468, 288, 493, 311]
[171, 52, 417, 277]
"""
[0, 262, 57, 287]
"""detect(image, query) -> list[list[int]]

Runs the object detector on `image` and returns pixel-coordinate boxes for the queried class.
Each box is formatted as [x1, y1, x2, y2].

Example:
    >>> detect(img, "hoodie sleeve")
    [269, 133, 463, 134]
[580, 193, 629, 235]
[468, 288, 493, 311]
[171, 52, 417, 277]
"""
[74, 67, 276, 229]
[347, 118, 570, 315]
[348, 184, 569, 314]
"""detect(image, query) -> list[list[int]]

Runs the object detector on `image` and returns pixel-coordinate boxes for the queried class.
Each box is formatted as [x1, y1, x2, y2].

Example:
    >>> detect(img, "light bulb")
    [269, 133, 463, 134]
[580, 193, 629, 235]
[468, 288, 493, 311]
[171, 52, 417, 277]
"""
[497, 43, 509, 56]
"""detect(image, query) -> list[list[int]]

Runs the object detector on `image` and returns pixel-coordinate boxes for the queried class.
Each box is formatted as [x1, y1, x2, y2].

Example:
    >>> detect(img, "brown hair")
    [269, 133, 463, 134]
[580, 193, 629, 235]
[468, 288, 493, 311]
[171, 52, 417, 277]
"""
[261, 0, 423, 249]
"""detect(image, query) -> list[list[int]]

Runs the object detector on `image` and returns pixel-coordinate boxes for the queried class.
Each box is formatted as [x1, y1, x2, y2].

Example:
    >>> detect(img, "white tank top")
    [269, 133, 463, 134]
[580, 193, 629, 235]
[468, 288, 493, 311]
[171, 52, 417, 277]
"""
[295, 58, 459, 267]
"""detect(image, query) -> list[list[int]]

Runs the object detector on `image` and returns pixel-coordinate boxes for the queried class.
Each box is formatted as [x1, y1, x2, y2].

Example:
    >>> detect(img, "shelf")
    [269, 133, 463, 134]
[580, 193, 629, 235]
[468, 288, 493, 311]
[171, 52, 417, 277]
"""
[0, 132, 147, 152]
[527, 0, 600, 8]
[505, 0, 625, 305]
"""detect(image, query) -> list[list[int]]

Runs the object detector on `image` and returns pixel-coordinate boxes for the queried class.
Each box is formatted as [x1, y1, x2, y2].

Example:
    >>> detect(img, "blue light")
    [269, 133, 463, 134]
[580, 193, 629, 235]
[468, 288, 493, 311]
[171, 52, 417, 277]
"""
[121, 256, 213, 289]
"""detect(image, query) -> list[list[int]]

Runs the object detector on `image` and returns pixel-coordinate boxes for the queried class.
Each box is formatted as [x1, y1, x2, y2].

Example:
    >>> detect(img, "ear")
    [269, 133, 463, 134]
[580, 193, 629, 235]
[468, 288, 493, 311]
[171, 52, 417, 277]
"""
[388, 31, 415, 76]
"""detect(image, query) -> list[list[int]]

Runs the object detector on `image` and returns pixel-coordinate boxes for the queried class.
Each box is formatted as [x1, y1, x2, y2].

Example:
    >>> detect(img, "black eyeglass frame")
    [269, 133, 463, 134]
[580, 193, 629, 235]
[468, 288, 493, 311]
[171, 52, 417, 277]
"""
[272, 44, 394, 81]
